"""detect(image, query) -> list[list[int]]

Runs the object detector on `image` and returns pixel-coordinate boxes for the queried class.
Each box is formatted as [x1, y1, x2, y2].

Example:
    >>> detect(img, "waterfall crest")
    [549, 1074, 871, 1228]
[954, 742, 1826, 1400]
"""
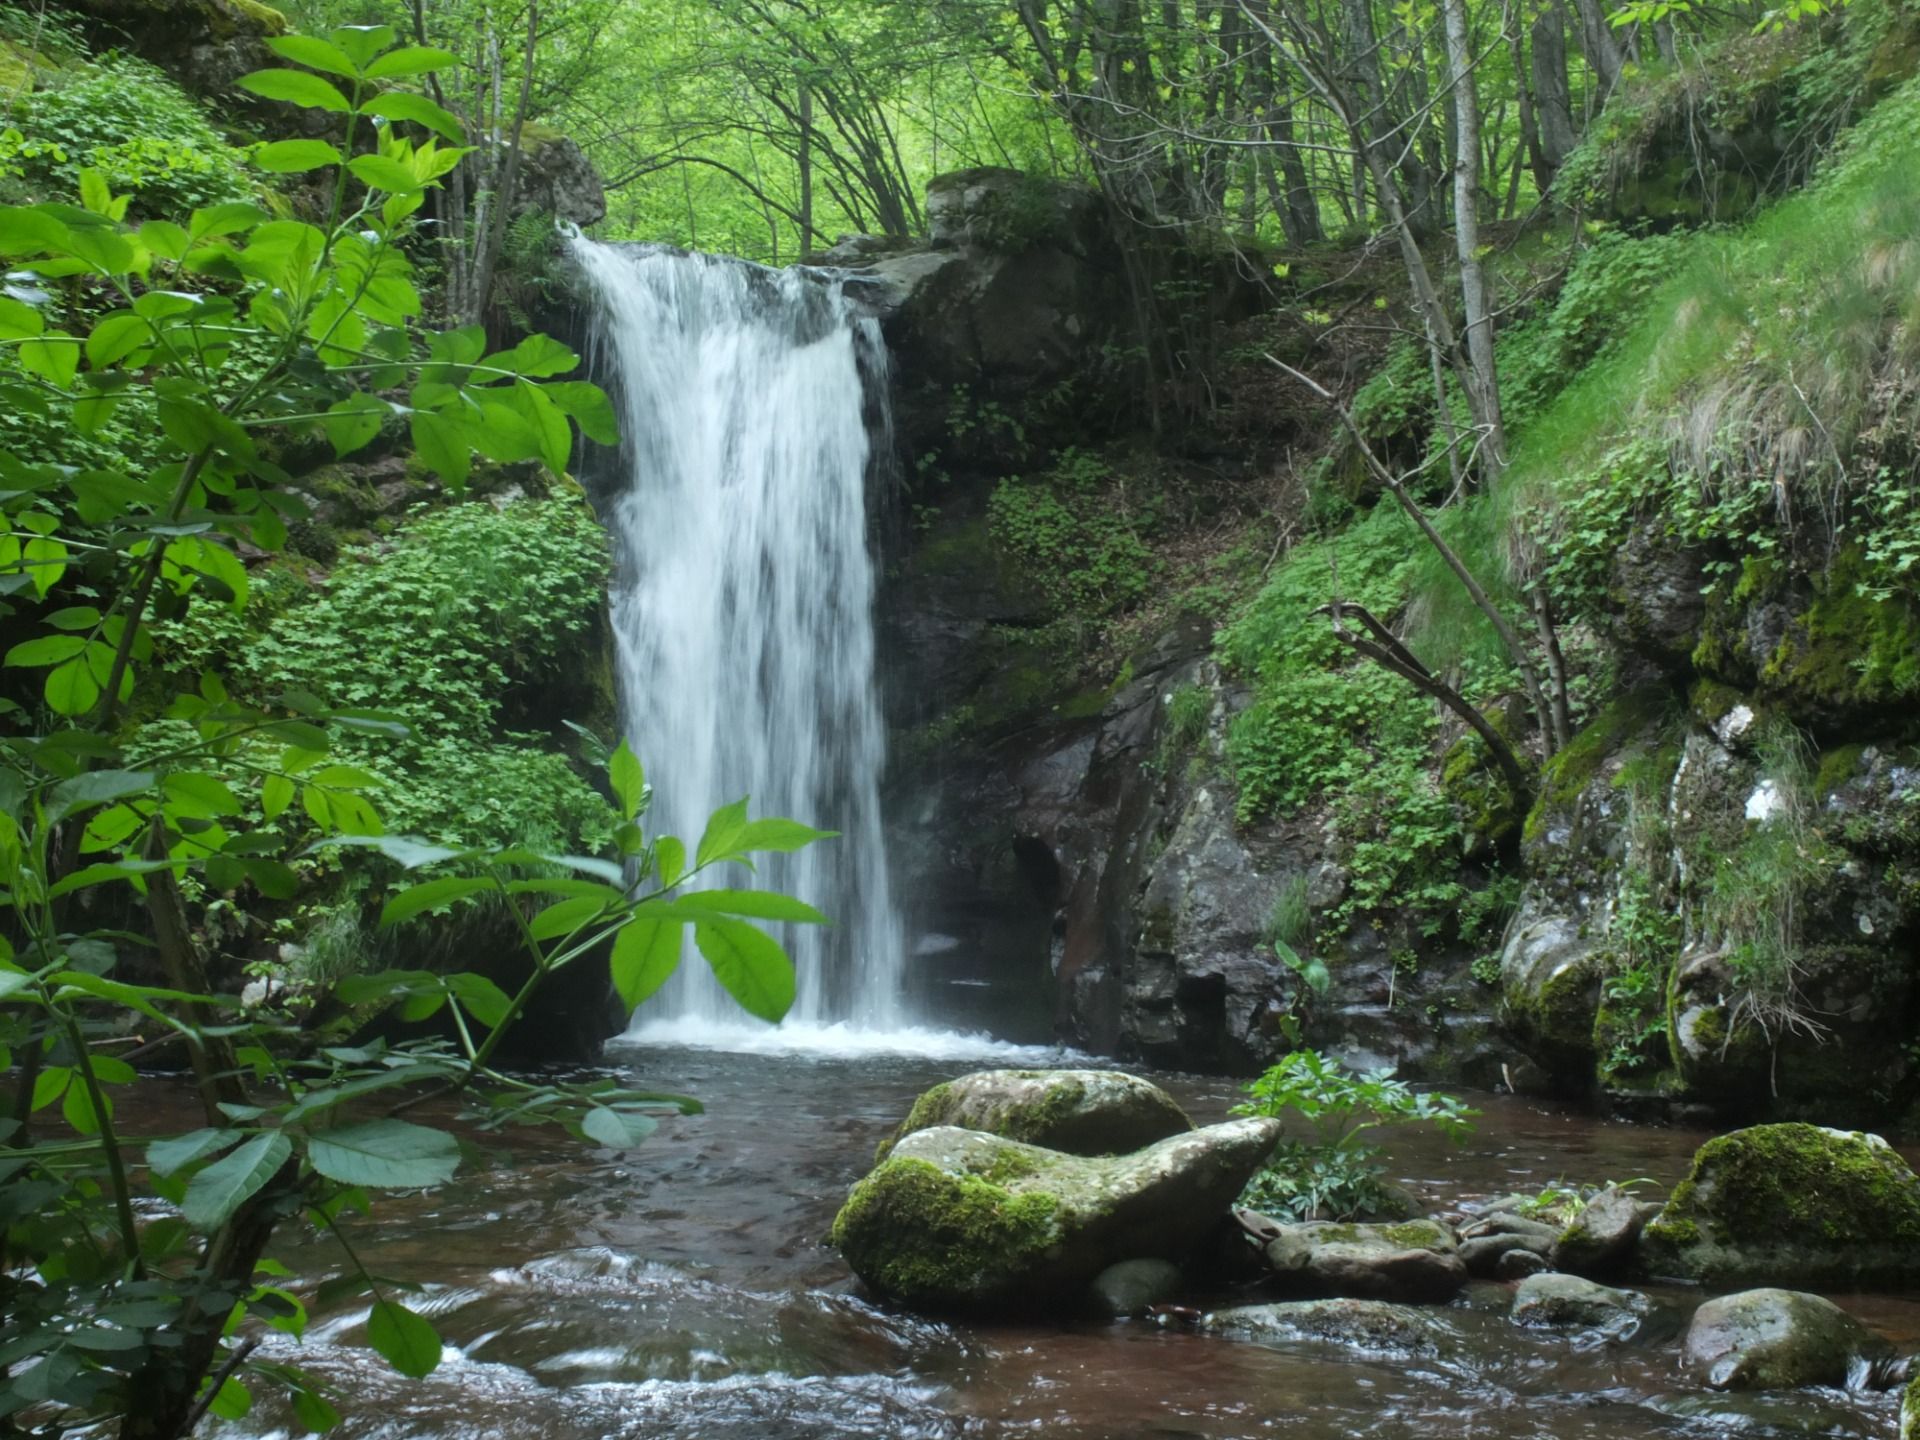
[571, 241, 904, 1031]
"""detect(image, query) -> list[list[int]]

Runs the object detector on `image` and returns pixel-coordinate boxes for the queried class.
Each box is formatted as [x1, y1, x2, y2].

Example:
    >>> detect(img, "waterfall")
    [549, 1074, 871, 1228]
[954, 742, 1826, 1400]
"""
[570, 241, 905, 1032]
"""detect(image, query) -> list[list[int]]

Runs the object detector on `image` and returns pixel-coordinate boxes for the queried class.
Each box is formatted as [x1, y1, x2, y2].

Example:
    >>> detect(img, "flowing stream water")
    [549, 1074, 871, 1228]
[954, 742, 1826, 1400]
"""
[568, 241, 905, 1035]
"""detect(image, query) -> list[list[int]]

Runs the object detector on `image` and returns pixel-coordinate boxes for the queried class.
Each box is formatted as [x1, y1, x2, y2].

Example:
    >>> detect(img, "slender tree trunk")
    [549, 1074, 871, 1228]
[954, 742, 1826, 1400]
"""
[466, 0, 539, 328]
[797, 77, 815, 251]
[1567, 0, 1626, 97]
[1529, 1, 1579, 185]
[1441, 0, 1506, 473]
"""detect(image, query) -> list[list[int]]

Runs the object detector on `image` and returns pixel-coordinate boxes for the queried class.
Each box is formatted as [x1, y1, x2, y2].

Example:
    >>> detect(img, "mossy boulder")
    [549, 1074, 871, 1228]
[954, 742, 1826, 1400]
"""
[877, 1068, 1191, 1162]
[1641, 1124, 1920, 1288]
[831, 1117, 1280, 1313]
[1682, 1288, 1892, 1391]
[1550, 1184, 1661, 1278]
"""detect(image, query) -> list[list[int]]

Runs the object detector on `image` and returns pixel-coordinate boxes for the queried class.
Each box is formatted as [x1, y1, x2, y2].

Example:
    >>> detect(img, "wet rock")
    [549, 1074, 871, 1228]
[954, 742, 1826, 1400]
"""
[1458, 1230, 1551, 1278]
[1610, 521, 1707, 669]
[1204, 1299, 1450, 1355]
[1510, 1273, 1650, 1333]
[1905, 1370, 1920, 1438]
[830, 1118, 1281, 1313]
[924, 167, 1102, 255]
[1088, 1258, 1184, 1318]
[1641, 1124, 1920, 1288]
[1496, 1248, 1551, 1280]
[1259, 1219, 1468, 1303]
[878, 1069, 1192, 1161]
[510, 128, 606, 227]
[1498, 894, 1603, 1079]
[1552, 1185, 1661, 1278]
[1682, 1288, 1892, 1391]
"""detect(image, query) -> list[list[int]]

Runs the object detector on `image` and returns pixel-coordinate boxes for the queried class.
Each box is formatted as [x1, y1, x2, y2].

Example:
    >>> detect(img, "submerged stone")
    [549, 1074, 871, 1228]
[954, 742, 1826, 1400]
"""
[1258, 1218, 1467, 1303]
[1510, 1272, 1650, 1333]
[830, 1117, 1279, 1313]
[1087, 1258, 1184, 1318]
[877, 1068, 1192, 1162]
[1682, 1288, 1891, 1391]
[1641, 1123, 1920, 1288]
[1204, 1298, 1450, 1355]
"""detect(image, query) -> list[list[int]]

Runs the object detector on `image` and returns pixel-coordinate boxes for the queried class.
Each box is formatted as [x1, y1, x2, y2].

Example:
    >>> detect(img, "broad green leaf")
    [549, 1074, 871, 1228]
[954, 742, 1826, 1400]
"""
[528, 894, 610, 941]
[444, 972, 512, 1028]
[63, 1076, 102, 1134]
[654, 836, 686, 888]
[364, 45, 460, 79]
[330, 23, 397, 65]
[149, 1127, 241, 1178]
[409, 409, 470, 486]
[164, 771, 241, 818]
[305, 1119, 459, 1189]
[320, 834, 470, 869]
[254, 139, 345, 174]
[693, 918, 794, 1023]
[0, 295, 44, 340]
[734, 818, 835, 854]
[5, 634, 86, 668]
[322, 393, 387, 457]
[48, 769, 156, 822]
[610, 918, 681, 1011]
[0, 206, 71, 256]
[365, 91, 463, 142]
[182, 1131, 291, 1229]
[190, 202, 270, 240]
[694, 797, 749, 867]
[208, 1377, 251, 1420]
[20, 335, 79, 387]
[367, 1299, 440, 1378]
[261, 773, 294, 821]
[292, 1387, 341, 1432]
[379, 874, 492, 926]
[581, 1107, 658, 1149]
[681, 890, 828, 925]
[265, 33, 361, 77]
[348, 154, 422, 193]
[543, 381, 619, 445]
[609, 741, 645, 821]
[479, 334, 577, 379]
[238, 69, 351, 113]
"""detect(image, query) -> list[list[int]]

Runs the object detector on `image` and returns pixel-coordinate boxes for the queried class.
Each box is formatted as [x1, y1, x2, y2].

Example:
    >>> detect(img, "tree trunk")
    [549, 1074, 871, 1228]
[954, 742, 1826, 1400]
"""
[1567, 0, 1626, 98]
[1441, 0, 1507, 474]
[1530, 1, 1579, 184]
[797, 76, 815, 252]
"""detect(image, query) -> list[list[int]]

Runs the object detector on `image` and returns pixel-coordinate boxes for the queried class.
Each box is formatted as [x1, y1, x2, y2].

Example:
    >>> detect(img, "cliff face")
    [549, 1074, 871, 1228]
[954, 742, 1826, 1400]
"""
[859, 87, 1920, 1122]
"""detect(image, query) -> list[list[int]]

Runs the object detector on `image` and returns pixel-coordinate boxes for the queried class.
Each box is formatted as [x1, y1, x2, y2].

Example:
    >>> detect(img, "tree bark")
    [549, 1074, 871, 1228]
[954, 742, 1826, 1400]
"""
[1440, 0, 1507, 473]
[1529, 1, 1579, 185]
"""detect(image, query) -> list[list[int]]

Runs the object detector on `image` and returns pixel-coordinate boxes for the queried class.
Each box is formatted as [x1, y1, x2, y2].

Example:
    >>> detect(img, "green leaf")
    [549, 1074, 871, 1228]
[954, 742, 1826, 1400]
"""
[365, 91, 463, 142]
[380, 874, 492, 926]
[0, 205, 71, 256]
[190, 202, 270, 240]
[654, 836, 686, 888]
[330, 23, 397, 65]
[581, 1106, 658, 1149]
[364, 45, 459, 79]
[5, 634, 85, 668]
[45, 657, 100, 717]
[0, 295, 44, 341]
[528, 894, 610, 941]
[164, 771, 241, 818]
[137, 219, 190, 259]
[693, 918, 794, 1023]
[367, 1299, 440, 1378]
[348, 154, 423, 193]
[543, 381, 619, 446]
[694, 798, 749, 867]
[445, 972, 512, 1028]
[208, 1377, 251, 1420]
[20, 335, 79, 387]
[682, 890, 828, 925]
[182, 1131, 291, 1229]
[254, 140, 344, 174]
[409, 409, 470, 486]
[291, 1387, 341, 1432]
[610, 918, 681, 1011]
[150, 1127, 241, 1178]
[265, 33, 362, 77]
[306, 1119, 460, 1189]
[48, 769, 156, 822]
[479, 334, 577, 379]
[322, 393, 388, 457]
[237, 69, 351, 112]
[734, 818, 835, 854]
[609, 740, 646, 821]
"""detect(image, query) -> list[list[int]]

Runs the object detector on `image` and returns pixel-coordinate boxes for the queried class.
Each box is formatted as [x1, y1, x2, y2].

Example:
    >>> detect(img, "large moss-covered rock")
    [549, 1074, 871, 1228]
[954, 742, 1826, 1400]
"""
[1641, 1124, 1920, 1288]
[830, 1118, 1280, 1313]
[1682, 1288, 1891, 1391]
[878, 1069, 1191, 1161]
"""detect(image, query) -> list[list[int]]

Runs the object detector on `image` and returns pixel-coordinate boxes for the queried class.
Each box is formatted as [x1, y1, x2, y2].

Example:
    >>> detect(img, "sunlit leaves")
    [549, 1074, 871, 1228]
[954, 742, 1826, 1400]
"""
[693, 917, 795, 1023]
[237, 69, 351, 113]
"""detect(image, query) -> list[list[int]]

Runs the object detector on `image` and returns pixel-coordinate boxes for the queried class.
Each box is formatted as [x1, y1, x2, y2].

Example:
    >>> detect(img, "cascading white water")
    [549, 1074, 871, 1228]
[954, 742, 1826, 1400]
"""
[571, 241, 905, 1032]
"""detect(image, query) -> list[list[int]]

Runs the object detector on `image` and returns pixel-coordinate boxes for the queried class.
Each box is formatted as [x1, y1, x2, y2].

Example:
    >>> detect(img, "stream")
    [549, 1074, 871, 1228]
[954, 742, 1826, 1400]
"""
[205, 1032, 1918, 1440]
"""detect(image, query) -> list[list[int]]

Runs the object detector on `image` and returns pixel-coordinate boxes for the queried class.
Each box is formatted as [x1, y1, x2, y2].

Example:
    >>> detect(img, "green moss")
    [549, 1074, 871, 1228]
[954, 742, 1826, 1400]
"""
[1523, 687, 1671, 844]
[875, 1081, 955, 1163]
[1687, 679, 1748, 728]
[999, 1078, 1087, 1144]
[1813, 743, 1868, 798]
[1758, 552, 1920, 714]
[1645, 1122, 1920, 1283]
[828, 1157, 1061, 1306]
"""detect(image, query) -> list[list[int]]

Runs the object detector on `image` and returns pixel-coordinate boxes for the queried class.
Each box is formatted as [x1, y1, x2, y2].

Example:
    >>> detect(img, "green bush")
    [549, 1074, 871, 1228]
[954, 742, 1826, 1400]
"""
[5, 55, 256, 215]
[987, 447, 1158, 619]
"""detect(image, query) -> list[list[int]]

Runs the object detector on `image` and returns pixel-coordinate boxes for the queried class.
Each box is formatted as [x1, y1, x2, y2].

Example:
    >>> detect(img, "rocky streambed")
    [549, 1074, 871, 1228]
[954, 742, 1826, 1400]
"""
[181, 1040, 1920, 1440]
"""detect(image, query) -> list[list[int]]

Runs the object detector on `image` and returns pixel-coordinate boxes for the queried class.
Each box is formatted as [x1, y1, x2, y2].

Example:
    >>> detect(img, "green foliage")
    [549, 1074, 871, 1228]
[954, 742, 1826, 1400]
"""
[1232, 1049, 1477, 1221]
[0, 28, 824, 1436]
[3, 55, 256, 215]
[987, 447, 1158, 620]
